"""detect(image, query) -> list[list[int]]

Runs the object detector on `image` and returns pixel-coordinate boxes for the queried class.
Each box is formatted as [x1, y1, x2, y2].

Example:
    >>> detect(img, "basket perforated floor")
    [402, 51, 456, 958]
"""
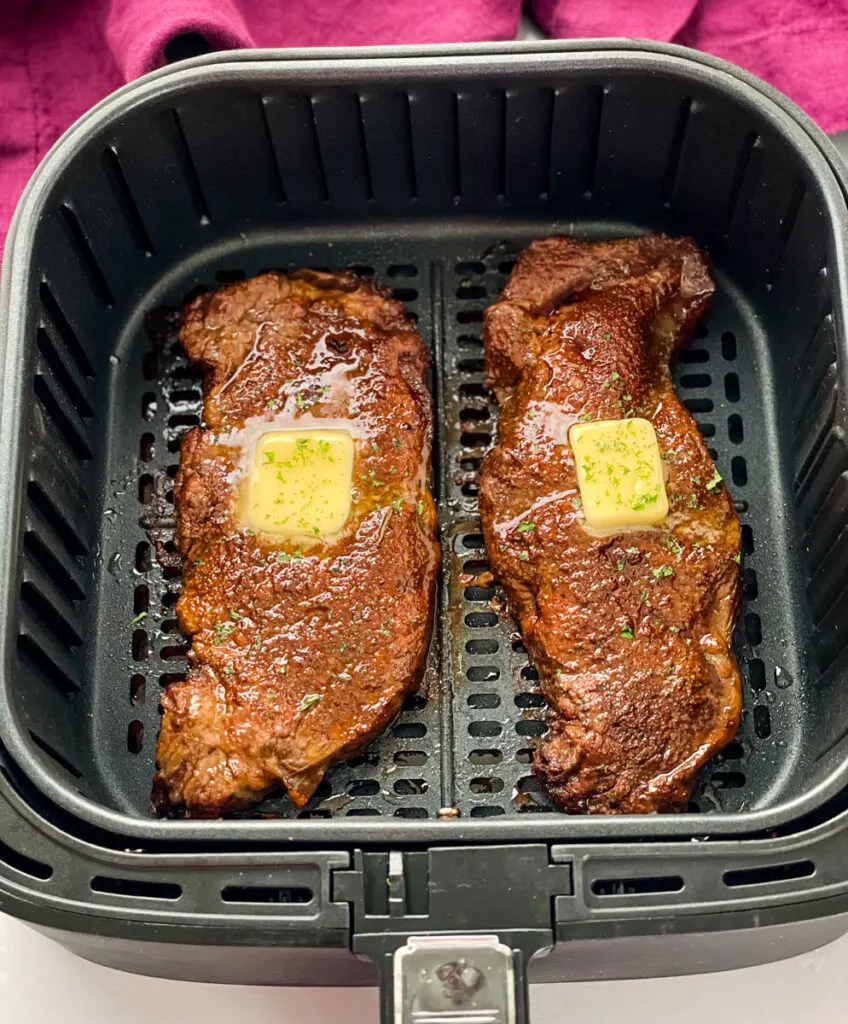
[88, 232, 799, 821]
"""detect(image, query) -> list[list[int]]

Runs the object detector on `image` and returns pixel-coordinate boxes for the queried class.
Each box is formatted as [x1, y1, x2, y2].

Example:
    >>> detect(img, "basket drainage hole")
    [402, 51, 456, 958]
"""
[394, 807, 428, 818]
[753, 705, 772, 739]
[680, 373, 711, 389]
[132, 629, 149, 661]
[130, 674, 146, 706]
[721, 331, 738, 361]
[516, 748, 534, 764]
[728, 414, 744, 444]
[592, 876, 683, 896]
[393, 723, 426, 739]
[91, 876, 181, 900]
[466, 639, 499, 656]
[221, 885, 313, 904]
[469, 720, 502, 737]
[470, 777, 504, 794]
[403, 693, 427, 713]
[744, 613, 762, 646]
[394, 778, 428, 795]
[347, 779, 380, 796]
[394, 750, 427, 766]
[387, 264, 417, 278]
[135, 541, 152, 573]
[725, 373, 740, 403]
[455, 260, 486, 276]
[469, 749, 502, 765]
[141, 392, 157, 421]
[127, 720, 144, 753]
[467, 665, 499, 683]
[465, 586, 495, 602]
[470, 805, 505, 817]
[723, 861, 813, 888]
[741, 524, 754, 554]
[139, 433, 155, 462]
[468, 693, 500, 709]
[134, 584, 149, 615]
[466, 611, 497, 628]
[456, 284, 487, 300]
[515, 692, 545, 708]
[391, 287, 418, 302]
[743, 568, 758, 600]
[731, 456, 747, 486]
[516, 720, 546, 737]
[678, 348, 709, 363]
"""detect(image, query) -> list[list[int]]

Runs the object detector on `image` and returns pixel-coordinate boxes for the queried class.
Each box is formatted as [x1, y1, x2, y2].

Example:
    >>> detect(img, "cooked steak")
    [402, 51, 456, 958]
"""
[153, 271, 438, 817]
[479, 236, 742, 814]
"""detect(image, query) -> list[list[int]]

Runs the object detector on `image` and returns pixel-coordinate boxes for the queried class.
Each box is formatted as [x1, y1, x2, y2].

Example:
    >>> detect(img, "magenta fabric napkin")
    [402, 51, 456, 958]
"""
[1, 0, 847, 249]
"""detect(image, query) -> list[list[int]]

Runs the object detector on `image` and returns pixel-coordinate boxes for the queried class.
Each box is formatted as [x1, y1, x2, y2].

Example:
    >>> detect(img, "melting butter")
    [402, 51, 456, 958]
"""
[569, 417, 668, 529]
[244, 429, 354, 539]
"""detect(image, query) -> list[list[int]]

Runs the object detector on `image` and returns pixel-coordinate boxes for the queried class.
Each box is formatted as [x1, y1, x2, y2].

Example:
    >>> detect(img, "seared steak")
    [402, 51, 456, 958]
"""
[153, 271, 438, 817]
[479, 236, 742, 814]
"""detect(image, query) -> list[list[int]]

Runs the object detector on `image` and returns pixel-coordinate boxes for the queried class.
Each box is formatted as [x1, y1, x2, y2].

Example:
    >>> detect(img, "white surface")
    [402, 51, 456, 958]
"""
[1, 910, 845, 1022]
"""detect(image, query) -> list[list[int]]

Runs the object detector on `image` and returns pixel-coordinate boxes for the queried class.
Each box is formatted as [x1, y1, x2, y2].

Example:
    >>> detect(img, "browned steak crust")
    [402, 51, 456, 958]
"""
[153, 271, 438, 817]
[479, 236, 742, 814]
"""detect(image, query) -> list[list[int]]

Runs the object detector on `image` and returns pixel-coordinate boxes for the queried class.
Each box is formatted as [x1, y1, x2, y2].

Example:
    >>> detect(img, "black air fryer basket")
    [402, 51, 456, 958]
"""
[3, 41, 848, 1022]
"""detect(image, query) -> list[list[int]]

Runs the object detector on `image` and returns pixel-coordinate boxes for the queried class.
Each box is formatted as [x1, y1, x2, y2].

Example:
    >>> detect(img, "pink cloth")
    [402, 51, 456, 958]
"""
[1, 0, 847, 249]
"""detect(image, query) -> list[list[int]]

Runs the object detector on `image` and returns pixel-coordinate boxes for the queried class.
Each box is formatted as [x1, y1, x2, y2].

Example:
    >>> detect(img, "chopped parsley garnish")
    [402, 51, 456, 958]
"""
[517, 521, 535, 533]
[602, 332, 612, 340]
[666, 538, 682, 557]
[131, 611, 147, 624]
[278, 664, 287, 675]
[391, 497, 404, 511]
[392, 438, 402, 449]
[578, 412, 594, 422]
[417, 499, 425, 516]
[732, 552, 741, 564]
[519, 551, 530, 561]
[266, 397, 277, 409]
[706, 467, 723, 492]
[264, 450, 275, 463]
[631, 487, 660, 512]
[222, 665, 234, 676]
[621, 625, 634, 640]
[229, 610, 243, 621]
[669, 625, 680, 633]
[616, 560, 625, 571]
[213, 621, 235, 645]
[651, 566, 674, 580]
[297, 693, 322, 713]
[571, 496, 583, 508]
[339, 642, 348, 653]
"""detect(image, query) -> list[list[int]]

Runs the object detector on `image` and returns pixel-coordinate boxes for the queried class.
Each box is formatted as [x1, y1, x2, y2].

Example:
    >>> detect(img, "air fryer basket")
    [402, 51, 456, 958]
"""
[2, 43, 848, 853]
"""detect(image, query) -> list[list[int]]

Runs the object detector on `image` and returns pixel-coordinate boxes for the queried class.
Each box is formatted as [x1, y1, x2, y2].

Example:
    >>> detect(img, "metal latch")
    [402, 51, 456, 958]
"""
[393, 935, 518, 1024]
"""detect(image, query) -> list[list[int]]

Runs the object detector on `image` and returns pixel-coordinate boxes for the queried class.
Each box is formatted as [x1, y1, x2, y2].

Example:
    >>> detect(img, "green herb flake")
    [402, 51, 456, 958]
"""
[651, 566, 674, 580]
[602, 332, 612, 341]
[229, 610, 243, 621]
[392, 438, 403, 449]
[571, 496, 583, 509]
[732, 552, 741, 564]
[669, 625, 680, 633]
[621, 625, 634, 640]
[417, 499, 425, 516]
[192, 558, 203, 566]
[391, 497, 404, 511]
[263, 450, 275, 464]
[297, 693, 322, 713]
[222, 665, 234, 676]
[519, 551, 530, 561]
[266, 397, 277, 409]
[578, 412, 594, 423]
[131, 611, 147, 624]
[279, 664, 287, 675]
[213, 621, 235, 646]
[666, 538, 682, 557]
[517, 521, 535, 534]
[616, 560, 625, 571]
[706, 467, 723, 492]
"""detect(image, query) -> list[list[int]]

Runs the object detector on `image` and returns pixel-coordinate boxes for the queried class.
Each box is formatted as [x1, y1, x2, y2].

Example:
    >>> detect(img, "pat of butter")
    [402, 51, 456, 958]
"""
[569, 418, 668, 529]
[244, 429, 354, 539]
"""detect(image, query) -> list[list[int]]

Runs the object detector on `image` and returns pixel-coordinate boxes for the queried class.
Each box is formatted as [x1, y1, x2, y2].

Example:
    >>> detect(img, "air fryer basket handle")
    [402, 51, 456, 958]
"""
[381, 934, 530, 1024]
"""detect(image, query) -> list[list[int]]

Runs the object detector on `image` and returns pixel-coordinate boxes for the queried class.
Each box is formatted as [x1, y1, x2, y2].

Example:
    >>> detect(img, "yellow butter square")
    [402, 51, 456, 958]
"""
[569, 418, 668, 529]
[244, 429, 354, 539]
